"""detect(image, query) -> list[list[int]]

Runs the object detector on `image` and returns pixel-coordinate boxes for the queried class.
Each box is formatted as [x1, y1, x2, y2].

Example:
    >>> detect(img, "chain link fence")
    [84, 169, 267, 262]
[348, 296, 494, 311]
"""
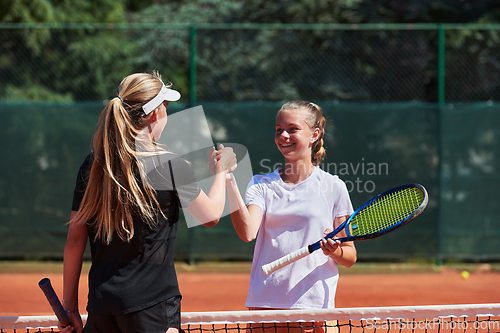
[1, 23, 500, 103]
[0, 24, 499, 261]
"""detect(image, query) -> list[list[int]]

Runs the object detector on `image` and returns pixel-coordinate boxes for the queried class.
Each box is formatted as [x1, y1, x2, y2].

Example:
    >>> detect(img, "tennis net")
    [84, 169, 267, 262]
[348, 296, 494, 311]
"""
[1, 304, 499, 333]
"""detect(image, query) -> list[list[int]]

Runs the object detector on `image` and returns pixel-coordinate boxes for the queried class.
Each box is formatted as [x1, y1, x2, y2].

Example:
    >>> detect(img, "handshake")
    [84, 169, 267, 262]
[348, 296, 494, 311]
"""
[208, 144, 238, 176]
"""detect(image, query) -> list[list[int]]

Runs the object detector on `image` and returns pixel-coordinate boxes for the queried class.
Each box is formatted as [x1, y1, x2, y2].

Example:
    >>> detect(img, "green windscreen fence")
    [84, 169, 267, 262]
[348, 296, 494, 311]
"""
[0, 102, 498, 261]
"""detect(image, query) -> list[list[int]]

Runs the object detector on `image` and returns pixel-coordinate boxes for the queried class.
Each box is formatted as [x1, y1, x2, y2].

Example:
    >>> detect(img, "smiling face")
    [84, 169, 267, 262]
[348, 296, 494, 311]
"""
[275, 109, 319, 164]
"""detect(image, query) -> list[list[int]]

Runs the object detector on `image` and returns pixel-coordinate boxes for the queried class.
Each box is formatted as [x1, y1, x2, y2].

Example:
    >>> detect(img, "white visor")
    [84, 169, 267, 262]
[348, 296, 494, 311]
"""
[142, 83, 181, 115]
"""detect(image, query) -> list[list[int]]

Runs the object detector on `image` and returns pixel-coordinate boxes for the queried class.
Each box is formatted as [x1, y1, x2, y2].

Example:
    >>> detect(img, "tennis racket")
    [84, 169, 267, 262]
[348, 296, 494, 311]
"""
[38, 278, 70, 328]
[262, 183, 428, 276]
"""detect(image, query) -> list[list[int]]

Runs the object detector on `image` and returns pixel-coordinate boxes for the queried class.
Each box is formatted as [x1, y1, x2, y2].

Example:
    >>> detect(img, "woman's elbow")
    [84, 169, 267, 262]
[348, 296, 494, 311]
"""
[345, 253, 357, 268]
[202, 218, 220, 227]
[345, 258, 357, 268]
[239, 232, 257, 243]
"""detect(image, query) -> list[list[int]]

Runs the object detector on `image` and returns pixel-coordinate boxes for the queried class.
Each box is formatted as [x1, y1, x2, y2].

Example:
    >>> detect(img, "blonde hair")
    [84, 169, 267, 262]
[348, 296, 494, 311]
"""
[278, 101, 327, 166]
[72, 71, 171, 243]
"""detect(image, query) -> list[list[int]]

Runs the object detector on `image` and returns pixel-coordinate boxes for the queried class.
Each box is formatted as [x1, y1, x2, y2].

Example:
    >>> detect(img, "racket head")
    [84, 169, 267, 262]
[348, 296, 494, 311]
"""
[343, 183, 428, 241]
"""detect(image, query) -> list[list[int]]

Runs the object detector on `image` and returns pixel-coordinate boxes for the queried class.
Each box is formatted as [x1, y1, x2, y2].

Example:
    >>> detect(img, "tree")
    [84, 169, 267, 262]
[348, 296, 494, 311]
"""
[2, 0, 500, 102]
[127, 0, 500, 103]
[353, 0, 500, 24]
[0, 0, 138, 102]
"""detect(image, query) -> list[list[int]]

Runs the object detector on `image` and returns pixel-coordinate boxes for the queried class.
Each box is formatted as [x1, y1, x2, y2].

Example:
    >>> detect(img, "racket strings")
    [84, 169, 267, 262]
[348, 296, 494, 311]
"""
[350, 187, 425, 237]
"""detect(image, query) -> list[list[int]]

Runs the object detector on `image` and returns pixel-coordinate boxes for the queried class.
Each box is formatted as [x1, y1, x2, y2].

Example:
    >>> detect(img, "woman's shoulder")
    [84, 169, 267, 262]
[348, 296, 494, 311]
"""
[78, 152, 94, 173]
[314, 167, 348, 187]
[315, 167, 340, 180]
[161, 152, 188, 166]
[249, 169, 280, 185]
[140, 151, 186, 167]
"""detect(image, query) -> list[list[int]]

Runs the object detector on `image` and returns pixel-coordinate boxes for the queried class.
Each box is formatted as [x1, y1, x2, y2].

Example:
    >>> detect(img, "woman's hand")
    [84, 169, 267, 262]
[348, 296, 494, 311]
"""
[320, 219, 357, 267]
[208, 146, 222, 176]
[320, 228, 341, 257]
[218, 144, 237, 173]
[58, 311, 84, 333]
[208, 144, 237, 175]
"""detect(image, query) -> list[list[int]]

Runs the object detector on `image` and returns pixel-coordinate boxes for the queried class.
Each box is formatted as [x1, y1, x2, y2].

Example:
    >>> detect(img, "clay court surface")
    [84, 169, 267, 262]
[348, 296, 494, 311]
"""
[0, 262, 498, 316]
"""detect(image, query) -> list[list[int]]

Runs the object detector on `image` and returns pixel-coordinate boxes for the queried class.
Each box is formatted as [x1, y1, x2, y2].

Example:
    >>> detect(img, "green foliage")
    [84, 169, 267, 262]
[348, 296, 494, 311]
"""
[5, 84, 73, 102]
[0, 0, 141, 101]
[130, 0, 500, 25]
[1, 0, 500, 103]
[353, 0, 500, 24]
[2, 0, 54, 23]
[52, 0, 125, 23]
[235, 0, 364, 23]
[63, 31, 139, 100]
[1, 0, 54, 55]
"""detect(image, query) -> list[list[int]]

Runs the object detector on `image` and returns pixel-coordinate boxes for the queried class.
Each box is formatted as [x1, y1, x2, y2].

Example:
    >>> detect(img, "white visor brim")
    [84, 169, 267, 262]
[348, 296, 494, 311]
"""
[142, 83, 181, 115]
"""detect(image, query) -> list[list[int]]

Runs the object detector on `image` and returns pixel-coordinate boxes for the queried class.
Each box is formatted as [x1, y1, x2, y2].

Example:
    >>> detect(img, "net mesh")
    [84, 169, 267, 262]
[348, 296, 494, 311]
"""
[1, 304, 499, 333]
[350, 186, 425, 237]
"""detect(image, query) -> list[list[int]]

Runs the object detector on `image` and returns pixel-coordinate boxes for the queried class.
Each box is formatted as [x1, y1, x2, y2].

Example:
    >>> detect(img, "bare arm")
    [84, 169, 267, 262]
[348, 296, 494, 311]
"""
[226, 173, 264, 242]
[320, 215, 357, 268]
[61, 211, 86, 332]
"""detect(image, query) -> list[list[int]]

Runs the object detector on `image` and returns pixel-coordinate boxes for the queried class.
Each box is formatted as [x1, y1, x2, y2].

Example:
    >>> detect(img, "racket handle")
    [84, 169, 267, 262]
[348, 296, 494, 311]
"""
[262, 246, 311, 276]
[38, 278, 71, 328]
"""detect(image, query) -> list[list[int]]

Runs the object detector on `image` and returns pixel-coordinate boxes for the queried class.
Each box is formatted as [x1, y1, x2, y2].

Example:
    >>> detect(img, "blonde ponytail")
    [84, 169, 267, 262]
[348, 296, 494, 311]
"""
[72, 72, 168, 243]
[311, 115, 326, 166]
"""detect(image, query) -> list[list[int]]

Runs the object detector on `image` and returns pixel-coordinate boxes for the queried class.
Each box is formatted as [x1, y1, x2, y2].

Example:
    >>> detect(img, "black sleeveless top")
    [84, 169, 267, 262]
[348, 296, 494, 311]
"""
[72, 152, 200, 315]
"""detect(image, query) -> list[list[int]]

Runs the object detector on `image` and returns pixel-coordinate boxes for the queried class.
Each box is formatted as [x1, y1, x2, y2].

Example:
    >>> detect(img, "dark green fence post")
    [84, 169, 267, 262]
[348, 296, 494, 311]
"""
[190, 24, 197, 107]
[437, 24, 445, 105]
[188, 24, 197, 264]
[436, 24, 445, 265]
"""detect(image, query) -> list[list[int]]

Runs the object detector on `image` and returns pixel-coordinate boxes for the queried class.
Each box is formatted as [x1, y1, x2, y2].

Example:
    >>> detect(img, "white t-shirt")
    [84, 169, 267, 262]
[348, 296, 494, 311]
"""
[245, 167, 354, 309]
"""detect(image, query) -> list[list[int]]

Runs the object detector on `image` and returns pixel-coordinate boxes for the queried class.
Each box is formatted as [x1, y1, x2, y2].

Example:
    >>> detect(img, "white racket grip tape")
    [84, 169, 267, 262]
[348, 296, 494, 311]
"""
[262, 246, 310, 276]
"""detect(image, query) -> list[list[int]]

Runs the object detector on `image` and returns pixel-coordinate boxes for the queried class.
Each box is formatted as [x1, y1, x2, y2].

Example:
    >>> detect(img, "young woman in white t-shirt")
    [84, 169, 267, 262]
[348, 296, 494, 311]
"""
[226, 101, 357, 331]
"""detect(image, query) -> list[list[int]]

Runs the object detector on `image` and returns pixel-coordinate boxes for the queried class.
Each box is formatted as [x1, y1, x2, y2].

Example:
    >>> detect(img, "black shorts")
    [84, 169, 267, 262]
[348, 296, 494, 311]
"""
[83, 296, 182, 333]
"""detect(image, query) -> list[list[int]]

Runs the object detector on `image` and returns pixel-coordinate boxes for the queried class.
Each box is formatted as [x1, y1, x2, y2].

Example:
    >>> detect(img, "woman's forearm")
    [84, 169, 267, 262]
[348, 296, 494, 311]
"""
[63, 212, 87, 309]
[329, 242, 357, 268]
[226, 174, 261, 242]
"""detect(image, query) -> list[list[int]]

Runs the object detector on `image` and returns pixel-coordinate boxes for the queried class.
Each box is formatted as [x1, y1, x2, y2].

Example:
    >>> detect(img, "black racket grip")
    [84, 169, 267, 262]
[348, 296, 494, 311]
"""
[38, 278, 71, 327]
